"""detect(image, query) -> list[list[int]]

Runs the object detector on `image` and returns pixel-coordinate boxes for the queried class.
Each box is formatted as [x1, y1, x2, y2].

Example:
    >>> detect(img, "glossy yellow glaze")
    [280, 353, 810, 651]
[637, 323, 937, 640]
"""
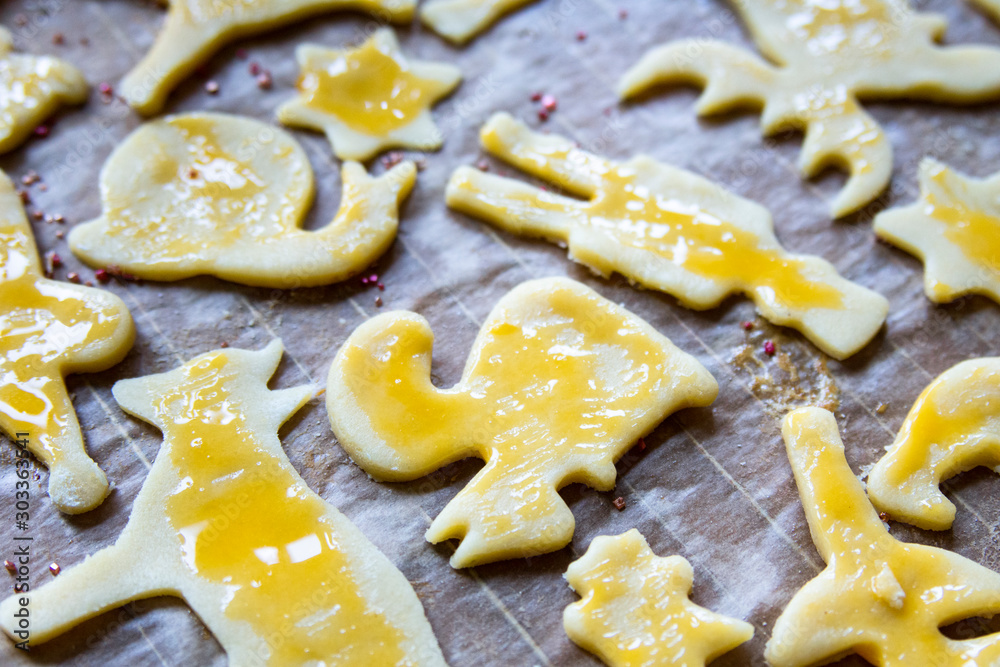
[0, 222, 124, 465]
[156, 352, 406, 665]
[472, 136, 843, 311]
[779, 0, 891, 55]
[297, 38, 444, 136]
[565, 530, 752, 667]
[926, 168, 1000, 280]
[769, 408, 1000, 667]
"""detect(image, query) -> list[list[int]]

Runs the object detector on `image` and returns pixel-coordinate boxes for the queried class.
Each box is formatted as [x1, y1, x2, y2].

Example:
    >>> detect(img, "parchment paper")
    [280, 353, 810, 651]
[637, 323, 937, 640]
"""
[1, 1, 999, 665]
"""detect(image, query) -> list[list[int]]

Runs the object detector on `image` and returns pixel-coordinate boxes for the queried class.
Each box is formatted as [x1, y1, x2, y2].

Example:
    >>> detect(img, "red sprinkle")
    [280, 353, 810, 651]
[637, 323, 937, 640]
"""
[377, 282, 385, 291]
[50, 252, 63, 268]
[375, 297, 383, 308]
[256, 71, 273, 89]
[94, 268, 110, 283]
[530, 92, 542, 102]
[205, 80, 220, 94]
[236, 48, 248, 60]
[576, 30, 587, 41]
[369, 274, 378, 283]
[249, 61, 261, 76]
[638, 437, 647, 452]
[3, 560, 14, 574]
[537, 109, 549, 122]
[220, 341, 230, 348]
[52, 33, 65, 45]
[741, 321, 754, 331]
[475, 159, 490, 172]
[613, 496, 626, 511]
[541, 94, 558, 112]
[66, 272, 81, 284]
[48, 563, 60, 576]
[98, 82, 113, 96]
[763, 340, 776, 356]
[34, 125, 50, 138]
[618, 9, 628, 19]
[18, 190, 30, 205]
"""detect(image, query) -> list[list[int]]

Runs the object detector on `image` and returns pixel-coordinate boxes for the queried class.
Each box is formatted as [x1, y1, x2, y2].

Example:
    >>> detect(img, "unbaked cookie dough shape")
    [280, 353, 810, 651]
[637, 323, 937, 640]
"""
[0, 341, 448, 666]
[973, 0, 1000, 23]
[0, 26, 87, 154]
[120, 0, 416, 115]
[327, 277, 718, 569]
[278, 28, 462, 161]
[564, 530, 753, 667]
[0, 171, 133, 514]
[874, 159, 1000, 304]
[867, 357, 1000, 531]
[768, 407, 1000, 667]
[421, 0, 538, 44]
[619, 1, 1000, 218]
[446, 113, 888, 360]
[68, 112, 415, 288]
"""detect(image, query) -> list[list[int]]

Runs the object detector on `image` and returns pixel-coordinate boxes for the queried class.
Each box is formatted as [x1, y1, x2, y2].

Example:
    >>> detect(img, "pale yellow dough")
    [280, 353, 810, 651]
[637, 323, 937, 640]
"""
[874, 158, 1000, 304]
[0, 26, 87, 153]
[68, 112, 415, 288]
[446, 113, 888, 360]
[278, 28, 462, 161]
[768, 407, 1000, 667]
[867, 357, 1000, 531]
[0, 171, 133, 514]
[120, 0, 416, 115]
[619, 0, 1000, 218]
[564, 530, 753, 667]
[420, 0, 537, 44]
[327, 277, 718, 568]
[0, 341, 447, 666]
[973, 0, 1000, 23]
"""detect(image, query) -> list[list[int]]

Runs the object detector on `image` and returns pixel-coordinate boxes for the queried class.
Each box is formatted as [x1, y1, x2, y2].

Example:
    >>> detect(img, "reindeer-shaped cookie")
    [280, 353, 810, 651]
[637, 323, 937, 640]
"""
[874, 159, 1000, 304]
[768, 407, 1000, 666]
[0, 171, 133, 513]
[327, 278, 718, 568]
[446, 113, 888, 360]
[0, 341, 447, 665]
[619, 0, 1000, 217]
[68, 112, 415, 288]
[420, 0, 537, 44]
[0, 26, 87, 153]
[868, 357, 1000, 531]
[120, 0, 416, 115]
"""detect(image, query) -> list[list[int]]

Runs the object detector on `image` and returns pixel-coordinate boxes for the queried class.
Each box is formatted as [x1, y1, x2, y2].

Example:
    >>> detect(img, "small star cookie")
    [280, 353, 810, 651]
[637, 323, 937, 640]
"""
[0, 341, 448, 666]
[446, 112, 888, 360]
[0, 26, 87, 153]
[68, 112, 415, 288]
[119, 0, 416, 115]
[874, 158, 1000, 304]
[619, 0, 1000, 217]
[868, 357, 1000, 531]
[420, 0, 537, 44]
[564, 530, 753, 667]
[0, 171, 133, 514]
[768, 407, 1000, 667]
[327, 277, 718, 568]
[277, 28, 462, 162]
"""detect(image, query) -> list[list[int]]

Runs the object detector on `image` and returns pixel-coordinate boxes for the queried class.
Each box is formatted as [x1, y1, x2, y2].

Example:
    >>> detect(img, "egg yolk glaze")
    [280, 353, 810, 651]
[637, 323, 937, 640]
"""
[0, 171, 132, 513]
[867, 358, 1000, 531]
[766, 407, 1000, 667]
[328, 277, 718, 568]
[564, 529, 753, 667]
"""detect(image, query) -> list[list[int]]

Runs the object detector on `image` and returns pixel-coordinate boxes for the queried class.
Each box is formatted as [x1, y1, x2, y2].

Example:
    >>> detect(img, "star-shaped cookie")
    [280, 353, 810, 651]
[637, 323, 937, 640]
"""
[868, 357, 1000, 531]
[619, 0, 1000, 217]
[0, 171, 134, 514]
[0, 26, 87, 153]
[421, 0, 538, 44]
[874, 158, 1000, 304]
[565, 530, 753, 667]
[768, 407, 1000, 667]
[446, 112, 889, 360]
[327, 277, 718, 568]
[278, 28, 462, 161]
[68, 112, 415, 288]
[0, 341, 447, 665]
[119, 0, 416, 115]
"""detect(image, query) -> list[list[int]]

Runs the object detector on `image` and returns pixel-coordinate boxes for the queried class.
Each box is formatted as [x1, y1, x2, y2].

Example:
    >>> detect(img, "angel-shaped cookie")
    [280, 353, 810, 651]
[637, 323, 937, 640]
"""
[867, 357, 1000, 531]
[619, 0, 1000, 217]
[68, 112, 415, 288]
[0, 341, 447, 665]
[446, 113, 888, 360]
[278, 28, 461, 161]
[874, 159, 1000, 304]
[768, 407, 1000, 667]
[420, 0, 537, 44]
[564, 530, 753, 667]
[327, 277, 718, 568]
[0, 26, 87, 153]
[0, 171, 133, 514]
[119, 0, 415, 115]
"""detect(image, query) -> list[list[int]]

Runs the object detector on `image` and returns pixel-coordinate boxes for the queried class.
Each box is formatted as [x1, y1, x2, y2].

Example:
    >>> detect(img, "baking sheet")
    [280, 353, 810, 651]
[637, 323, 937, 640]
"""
[1, 1, 999, 665]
